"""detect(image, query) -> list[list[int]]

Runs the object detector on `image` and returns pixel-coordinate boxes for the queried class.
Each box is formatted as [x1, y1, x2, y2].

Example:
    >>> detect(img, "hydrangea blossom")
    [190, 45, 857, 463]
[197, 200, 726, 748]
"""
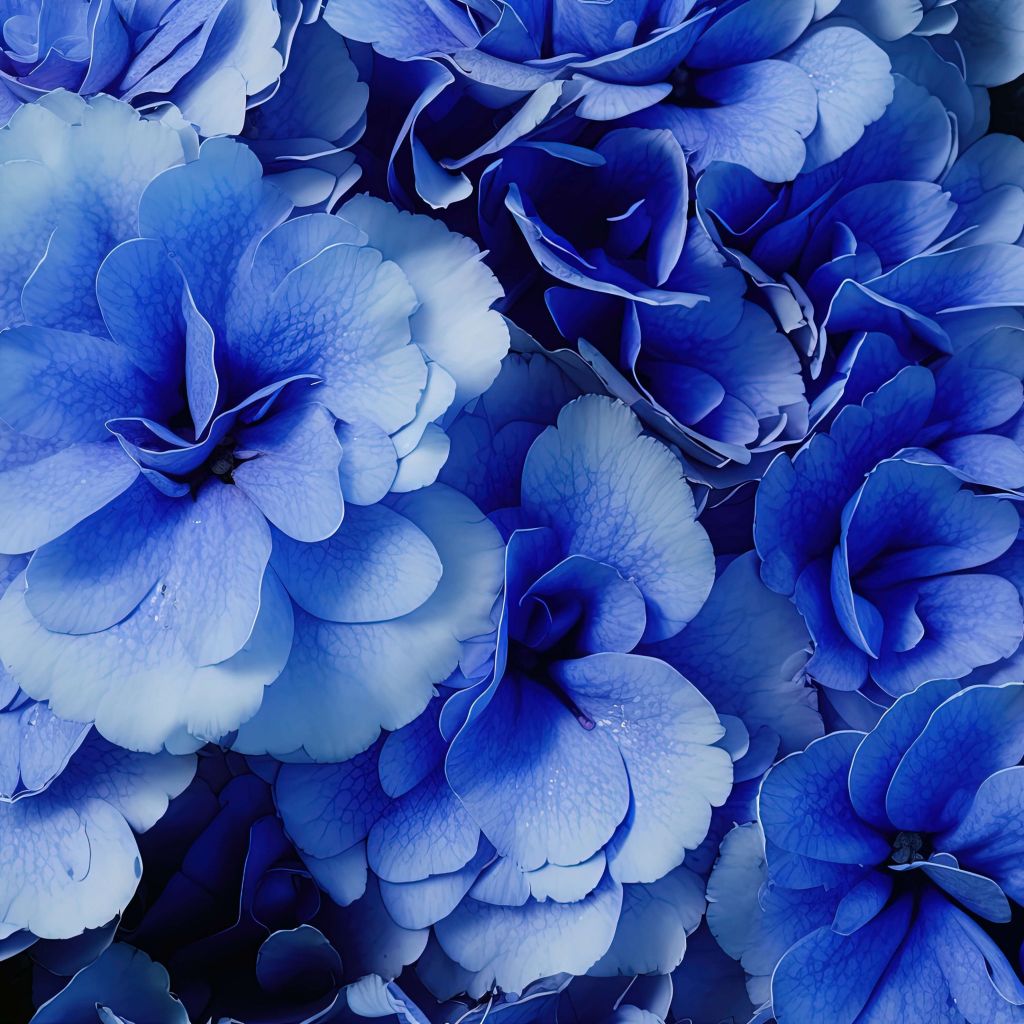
[477, 127, 807, 470]
[274, 390, 730, 991]
[0, 92, 508, 757]
[696, 66, 1024, 424]
[756, 356, 1024, 698]
[712, 683, 1024, 1023]
[267, 354, 819, 1003]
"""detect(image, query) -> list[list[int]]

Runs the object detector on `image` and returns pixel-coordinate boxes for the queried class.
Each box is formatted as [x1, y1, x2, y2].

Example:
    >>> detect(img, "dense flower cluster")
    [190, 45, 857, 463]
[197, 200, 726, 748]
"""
[1, 3, 1024, 1022]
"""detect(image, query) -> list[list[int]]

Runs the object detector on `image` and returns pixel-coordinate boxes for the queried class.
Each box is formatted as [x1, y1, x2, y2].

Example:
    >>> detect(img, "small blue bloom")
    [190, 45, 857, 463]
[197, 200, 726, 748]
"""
[697, 71, 1024, 423]
[0, 0, 283, 134]
[729, 683, 1024, 1023]
[0, 93, 508, 757]
[756, 358, 1024, 697]
[478, 128, 807, 469]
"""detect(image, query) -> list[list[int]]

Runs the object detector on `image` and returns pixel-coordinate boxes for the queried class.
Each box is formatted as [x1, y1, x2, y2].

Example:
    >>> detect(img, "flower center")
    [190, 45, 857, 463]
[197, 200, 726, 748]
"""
[511, 642, 595, 731]
[206, 439, 241, 484]
[669, 65, 690, 102]
[890, 831, 929, 865]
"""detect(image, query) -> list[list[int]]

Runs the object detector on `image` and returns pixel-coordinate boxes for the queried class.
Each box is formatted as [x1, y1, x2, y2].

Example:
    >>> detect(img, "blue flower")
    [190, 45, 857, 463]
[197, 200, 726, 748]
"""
[842, 0, 1024, 86]
[0, 0, 283, 135]
[697, 70, 1024, 425]
[478, 128, 807, 469]
[274, 384, 735, 993]
[272, 354, 818, 996]
[722, 683, 1024, 1023]
[756, 355, 1024, 698]
[325, 0, 893, 205]
[0, 92, 508, 758]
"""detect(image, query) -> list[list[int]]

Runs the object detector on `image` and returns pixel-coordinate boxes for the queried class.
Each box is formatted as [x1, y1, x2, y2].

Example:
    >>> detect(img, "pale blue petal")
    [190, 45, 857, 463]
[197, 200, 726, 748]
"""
[557, 653, 731, 883]
[234, 485, 503, 760]
[0, 440, 138, 555]
[233, 402, 344, 543]
[0, 734, 193, 940]
[340, 194, 508, 408]
[271, 502, 441, 623]
[522, 397, 713, 641]
[758, 732, 889, 864]
[0, 565, 292, 752]
[434, 872, 623, 994]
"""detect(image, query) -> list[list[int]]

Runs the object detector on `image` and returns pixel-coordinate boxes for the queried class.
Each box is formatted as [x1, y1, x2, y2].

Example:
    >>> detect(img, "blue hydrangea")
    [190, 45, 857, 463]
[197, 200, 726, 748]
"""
[755, 356, 1024, 698]
[0, 92, 509, 758]
[711, 683, 1024, 1024]
[267, 354, 818, 1000]
[697, 65, 1024, 427]
[477, 128, 807, 470]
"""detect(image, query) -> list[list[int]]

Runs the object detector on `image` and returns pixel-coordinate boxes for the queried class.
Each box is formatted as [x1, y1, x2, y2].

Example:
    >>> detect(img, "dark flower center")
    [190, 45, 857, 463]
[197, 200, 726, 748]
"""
[510, 641, 595, 731]
[207, 440, 242, 484]
[890, 830, 930, 865]
[669, 65, 691, 102]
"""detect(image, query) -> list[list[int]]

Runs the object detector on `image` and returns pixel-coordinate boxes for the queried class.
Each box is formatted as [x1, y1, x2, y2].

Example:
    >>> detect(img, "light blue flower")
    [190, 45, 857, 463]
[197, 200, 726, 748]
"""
[0, 92, 508, 757]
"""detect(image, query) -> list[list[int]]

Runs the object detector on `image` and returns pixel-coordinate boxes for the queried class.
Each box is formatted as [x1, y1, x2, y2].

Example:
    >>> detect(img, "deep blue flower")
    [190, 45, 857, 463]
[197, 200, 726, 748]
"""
[0, 92, 508, 758]
[477, 126, 807, 470]
[0, 0, 285, 134]
[325, 0, 893, 206]
[712, 682, 1024, 1024]
[756, 352, 1024, 698]
[696, 65, 1024, 428]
